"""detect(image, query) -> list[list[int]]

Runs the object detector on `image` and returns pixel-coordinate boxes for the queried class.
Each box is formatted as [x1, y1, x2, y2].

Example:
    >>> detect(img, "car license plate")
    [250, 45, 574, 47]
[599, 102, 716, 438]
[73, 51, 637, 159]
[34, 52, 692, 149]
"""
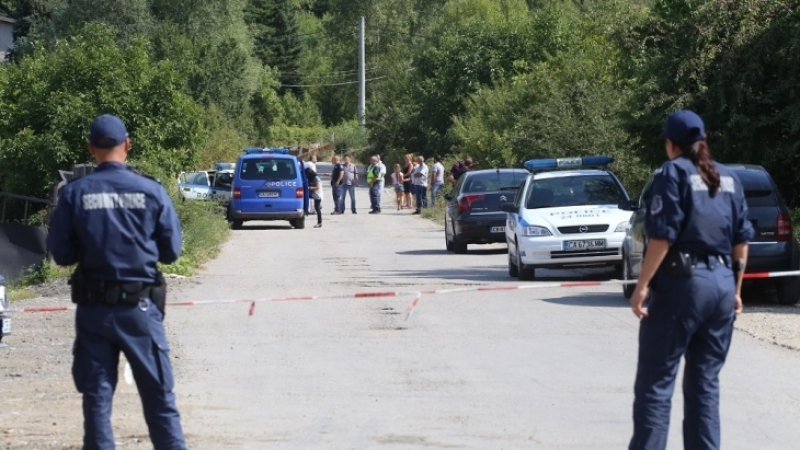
[490, 226, 505, 233]
[258, 191, 279, 198]
[563, 239, 606, 251]
[1, 318, 10, 335]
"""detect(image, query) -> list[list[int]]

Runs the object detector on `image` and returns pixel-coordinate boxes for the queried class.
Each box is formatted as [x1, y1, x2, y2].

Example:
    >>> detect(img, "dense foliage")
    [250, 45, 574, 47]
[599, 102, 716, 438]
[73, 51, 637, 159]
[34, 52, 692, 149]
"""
[0, 0, 798, 207]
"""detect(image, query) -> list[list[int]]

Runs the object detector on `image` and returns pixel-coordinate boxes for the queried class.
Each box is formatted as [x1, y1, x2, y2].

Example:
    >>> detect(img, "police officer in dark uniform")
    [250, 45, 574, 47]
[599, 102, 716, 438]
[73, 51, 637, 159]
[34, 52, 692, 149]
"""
[628, 110, 754, 450]
[46, 115, 188, 450]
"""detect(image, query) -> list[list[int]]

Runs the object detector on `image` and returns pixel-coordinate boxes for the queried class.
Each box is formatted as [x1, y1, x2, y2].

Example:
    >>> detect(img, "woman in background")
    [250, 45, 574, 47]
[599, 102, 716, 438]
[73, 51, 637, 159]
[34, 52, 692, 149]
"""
[391, 163, 405, 210]
[402, 153, 414, 209]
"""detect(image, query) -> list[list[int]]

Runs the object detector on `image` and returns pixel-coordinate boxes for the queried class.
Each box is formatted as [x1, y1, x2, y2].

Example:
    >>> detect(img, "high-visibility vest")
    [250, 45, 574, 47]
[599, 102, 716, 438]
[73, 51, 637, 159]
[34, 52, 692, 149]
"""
[366, 164, 378, 184]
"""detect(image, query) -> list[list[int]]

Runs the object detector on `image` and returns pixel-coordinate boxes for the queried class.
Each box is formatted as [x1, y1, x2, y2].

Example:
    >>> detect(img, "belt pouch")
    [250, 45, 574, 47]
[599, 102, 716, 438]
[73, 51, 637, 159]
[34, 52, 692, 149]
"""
[660, 250, 694, 277]
[150, 273, 167, 315]
[68, 269, 85, 305]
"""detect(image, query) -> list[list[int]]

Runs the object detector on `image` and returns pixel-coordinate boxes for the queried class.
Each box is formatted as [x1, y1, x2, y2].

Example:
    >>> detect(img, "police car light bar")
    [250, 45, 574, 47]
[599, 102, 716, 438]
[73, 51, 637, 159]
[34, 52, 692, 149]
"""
[243, 148, 290, 155]
[524, 156, 614, 171]
[214, 162, 235, 171]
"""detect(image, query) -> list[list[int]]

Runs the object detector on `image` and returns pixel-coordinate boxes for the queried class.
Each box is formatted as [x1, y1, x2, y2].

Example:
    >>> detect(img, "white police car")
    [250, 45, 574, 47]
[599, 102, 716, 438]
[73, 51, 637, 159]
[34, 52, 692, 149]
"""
[177, 162, 236, 204]
[501, 156, 633, 280]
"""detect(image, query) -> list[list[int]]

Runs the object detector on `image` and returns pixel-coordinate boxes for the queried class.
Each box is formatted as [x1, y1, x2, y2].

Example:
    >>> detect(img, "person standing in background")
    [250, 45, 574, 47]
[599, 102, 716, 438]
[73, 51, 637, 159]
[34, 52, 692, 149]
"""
[341, 154, 359, 214]
[366, 156, 382, 214]
[306, 167, 324, 228]
[412, 155, 429, 214]
[330, 154, 344, 215]
[448, 156, 472, 185]
[376, 154, 387, 212]
[304, 154, 318, 215]
[430, 155, 445, 207]
[392, 164, 405, 210]
[401, 153, 414, 209]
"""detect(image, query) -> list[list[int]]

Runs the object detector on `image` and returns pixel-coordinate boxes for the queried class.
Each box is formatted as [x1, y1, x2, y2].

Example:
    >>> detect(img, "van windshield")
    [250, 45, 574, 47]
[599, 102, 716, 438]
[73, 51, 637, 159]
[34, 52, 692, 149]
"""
[240, 159, 297, 181]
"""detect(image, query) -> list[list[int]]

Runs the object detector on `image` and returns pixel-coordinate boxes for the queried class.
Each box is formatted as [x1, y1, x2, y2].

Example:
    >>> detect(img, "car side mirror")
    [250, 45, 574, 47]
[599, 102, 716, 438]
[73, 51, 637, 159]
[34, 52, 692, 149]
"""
[500, 203, 517, 213]
[617, 199, 637, 211]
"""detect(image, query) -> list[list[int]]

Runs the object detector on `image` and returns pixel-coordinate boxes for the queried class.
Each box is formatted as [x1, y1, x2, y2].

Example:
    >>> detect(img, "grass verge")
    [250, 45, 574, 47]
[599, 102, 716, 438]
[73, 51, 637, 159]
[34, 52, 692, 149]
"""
[8, 198, 230, 294]
[159, 200, 230, 276]
[8, 288, 37, 302]
[420, 195, 447, 226]
[791, 208, 800, 239]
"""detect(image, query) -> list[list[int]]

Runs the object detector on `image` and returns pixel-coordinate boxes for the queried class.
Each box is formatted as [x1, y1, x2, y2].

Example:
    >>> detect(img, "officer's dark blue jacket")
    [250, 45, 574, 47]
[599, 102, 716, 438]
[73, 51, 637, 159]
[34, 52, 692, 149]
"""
[645, 155, 754, 255]
[47, 162, 182, 282]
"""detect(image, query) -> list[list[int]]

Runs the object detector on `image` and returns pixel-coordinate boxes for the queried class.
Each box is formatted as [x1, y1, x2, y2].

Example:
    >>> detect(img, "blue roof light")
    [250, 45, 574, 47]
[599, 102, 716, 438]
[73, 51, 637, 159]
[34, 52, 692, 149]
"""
[524, 156, 614, 172]
[243, 147, 290, 155]
[214, 162, 235, 171]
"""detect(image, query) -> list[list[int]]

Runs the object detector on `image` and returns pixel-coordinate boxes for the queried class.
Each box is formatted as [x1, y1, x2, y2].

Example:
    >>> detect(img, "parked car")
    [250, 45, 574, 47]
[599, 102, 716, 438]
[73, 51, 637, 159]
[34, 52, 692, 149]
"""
[502, 156, 633, 280]
[177, 162, 236, 204]
[620, 164, 800, 304]
[227, 148, 309, 230]
[0, 274, 9, 345]
[444, 168, 529, 254]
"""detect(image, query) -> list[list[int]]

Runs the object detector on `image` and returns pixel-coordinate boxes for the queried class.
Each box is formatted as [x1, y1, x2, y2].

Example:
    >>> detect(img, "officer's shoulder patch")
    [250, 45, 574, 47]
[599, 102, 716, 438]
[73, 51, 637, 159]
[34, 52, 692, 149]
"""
[650, 195, 663, 215]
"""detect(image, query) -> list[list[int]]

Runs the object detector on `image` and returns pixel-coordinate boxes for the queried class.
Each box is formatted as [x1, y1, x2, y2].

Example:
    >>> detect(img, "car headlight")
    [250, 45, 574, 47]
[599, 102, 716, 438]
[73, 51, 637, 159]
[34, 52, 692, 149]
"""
[615, 221, 629, 233]
[522, 226, 552, 237]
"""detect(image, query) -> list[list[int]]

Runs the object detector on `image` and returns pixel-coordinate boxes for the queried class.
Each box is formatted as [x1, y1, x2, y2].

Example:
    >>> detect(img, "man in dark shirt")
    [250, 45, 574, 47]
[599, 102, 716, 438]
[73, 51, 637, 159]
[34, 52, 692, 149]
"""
[330, 154, 345, 214]
[449, 156, 473, 185]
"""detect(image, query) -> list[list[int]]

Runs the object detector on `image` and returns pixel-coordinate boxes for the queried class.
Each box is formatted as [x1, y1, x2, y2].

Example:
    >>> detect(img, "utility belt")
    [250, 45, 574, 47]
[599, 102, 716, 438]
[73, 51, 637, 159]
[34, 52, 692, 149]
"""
[69, 269, 167, 315]
[658, 249, 730, 278]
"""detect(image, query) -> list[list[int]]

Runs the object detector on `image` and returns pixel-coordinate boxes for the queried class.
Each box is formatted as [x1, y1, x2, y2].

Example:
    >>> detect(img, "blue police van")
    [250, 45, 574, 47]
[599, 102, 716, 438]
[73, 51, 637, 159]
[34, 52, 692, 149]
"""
[226, 148, 309, 230]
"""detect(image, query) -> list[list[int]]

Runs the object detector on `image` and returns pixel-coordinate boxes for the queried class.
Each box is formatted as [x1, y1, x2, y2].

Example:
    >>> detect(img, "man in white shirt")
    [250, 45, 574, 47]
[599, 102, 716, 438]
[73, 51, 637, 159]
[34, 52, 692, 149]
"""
[376, 154, 387, 211]
[430, 155, 445, 207]
[412, 155, 429, 214]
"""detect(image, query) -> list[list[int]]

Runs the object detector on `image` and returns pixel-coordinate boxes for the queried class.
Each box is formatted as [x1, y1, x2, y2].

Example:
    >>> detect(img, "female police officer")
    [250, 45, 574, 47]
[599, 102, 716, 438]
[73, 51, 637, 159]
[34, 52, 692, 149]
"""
[628, 110, 754, 450]
[47, 115, 188, 450]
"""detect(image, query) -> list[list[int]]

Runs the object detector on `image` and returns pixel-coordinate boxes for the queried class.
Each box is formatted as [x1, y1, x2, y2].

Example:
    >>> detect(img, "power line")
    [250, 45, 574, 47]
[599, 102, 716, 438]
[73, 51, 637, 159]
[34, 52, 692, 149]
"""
[279, 76, 387, 88]
[279, 67, 384, 79]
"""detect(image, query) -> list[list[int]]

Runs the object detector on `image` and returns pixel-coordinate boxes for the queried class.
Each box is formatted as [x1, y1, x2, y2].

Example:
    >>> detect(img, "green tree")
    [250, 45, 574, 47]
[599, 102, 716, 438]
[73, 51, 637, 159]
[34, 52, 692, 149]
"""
[0, 24, 205, 197]
[245, 0, 301, 90]
[621, 0, 800, 204]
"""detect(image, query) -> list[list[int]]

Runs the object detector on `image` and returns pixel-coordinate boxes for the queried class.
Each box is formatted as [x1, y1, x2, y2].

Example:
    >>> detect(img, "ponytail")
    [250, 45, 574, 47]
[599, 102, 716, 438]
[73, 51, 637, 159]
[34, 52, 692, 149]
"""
[682, 140, 720, 197]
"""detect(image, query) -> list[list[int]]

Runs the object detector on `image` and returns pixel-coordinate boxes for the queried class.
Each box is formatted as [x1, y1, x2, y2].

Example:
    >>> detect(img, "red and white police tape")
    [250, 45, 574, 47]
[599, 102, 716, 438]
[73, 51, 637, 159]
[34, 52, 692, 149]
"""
[14, 269, 800, 321]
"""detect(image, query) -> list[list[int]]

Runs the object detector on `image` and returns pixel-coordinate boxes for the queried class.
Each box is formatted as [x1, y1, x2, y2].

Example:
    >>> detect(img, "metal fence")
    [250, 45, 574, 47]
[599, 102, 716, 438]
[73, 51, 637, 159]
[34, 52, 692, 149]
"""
[0, 192, 51, 225]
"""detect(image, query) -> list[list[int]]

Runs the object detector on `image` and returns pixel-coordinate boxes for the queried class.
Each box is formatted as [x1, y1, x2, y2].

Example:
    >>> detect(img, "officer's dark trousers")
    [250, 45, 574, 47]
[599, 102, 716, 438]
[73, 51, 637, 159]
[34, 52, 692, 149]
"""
[73, 299, 187, 450]
[630, 261, 735, 450]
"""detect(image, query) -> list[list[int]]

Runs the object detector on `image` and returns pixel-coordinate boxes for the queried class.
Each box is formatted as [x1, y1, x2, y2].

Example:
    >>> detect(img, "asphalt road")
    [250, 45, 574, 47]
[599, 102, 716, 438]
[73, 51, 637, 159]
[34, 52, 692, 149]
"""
[168, 176, 800, 450]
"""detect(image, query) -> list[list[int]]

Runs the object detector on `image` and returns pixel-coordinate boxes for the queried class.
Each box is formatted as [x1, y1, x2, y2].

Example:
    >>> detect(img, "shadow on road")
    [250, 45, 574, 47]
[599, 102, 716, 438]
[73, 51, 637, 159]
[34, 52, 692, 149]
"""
[543, 292, 629, 308]
[236, 224, 295, 231]
[396, 249, 452, 256]
[382, 266, 511, 283]
[396, 248, 508, 256]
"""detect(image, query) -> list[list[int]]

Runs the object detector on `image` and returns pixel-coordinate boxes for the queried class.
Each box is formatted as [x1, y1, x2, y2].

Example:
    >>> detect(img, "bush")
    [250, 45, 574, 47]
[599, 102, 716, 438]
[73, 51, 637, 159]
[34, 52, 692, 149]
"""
[0, 24, 206, 199]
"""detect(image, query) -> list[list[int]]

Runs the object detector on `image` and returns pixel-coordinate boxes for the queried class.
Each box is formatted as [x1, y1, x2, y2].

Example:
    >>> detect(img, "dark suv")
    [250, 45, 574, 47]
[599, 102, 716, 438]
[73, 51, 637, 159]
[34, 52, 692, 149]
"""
[620, 164, 800, 305]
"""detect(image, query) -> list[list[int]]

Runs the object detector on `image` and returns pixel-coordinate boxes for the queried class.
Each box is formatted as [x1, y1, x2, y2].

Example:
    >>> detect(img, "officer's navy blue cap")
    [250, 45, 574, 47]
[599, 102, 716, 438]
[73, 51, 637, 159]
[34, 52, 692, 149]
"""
[89, 114, 128, 149]
[659, 110, 706, 147]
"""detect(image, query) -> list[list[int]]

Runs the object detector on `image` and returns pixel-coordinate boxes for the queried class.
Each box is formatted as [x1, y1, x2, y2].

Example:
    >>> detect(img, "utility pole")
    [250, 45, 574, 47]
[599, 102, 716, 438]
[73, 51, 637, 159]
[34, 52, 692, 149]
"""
[358, 16, 366, 126]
